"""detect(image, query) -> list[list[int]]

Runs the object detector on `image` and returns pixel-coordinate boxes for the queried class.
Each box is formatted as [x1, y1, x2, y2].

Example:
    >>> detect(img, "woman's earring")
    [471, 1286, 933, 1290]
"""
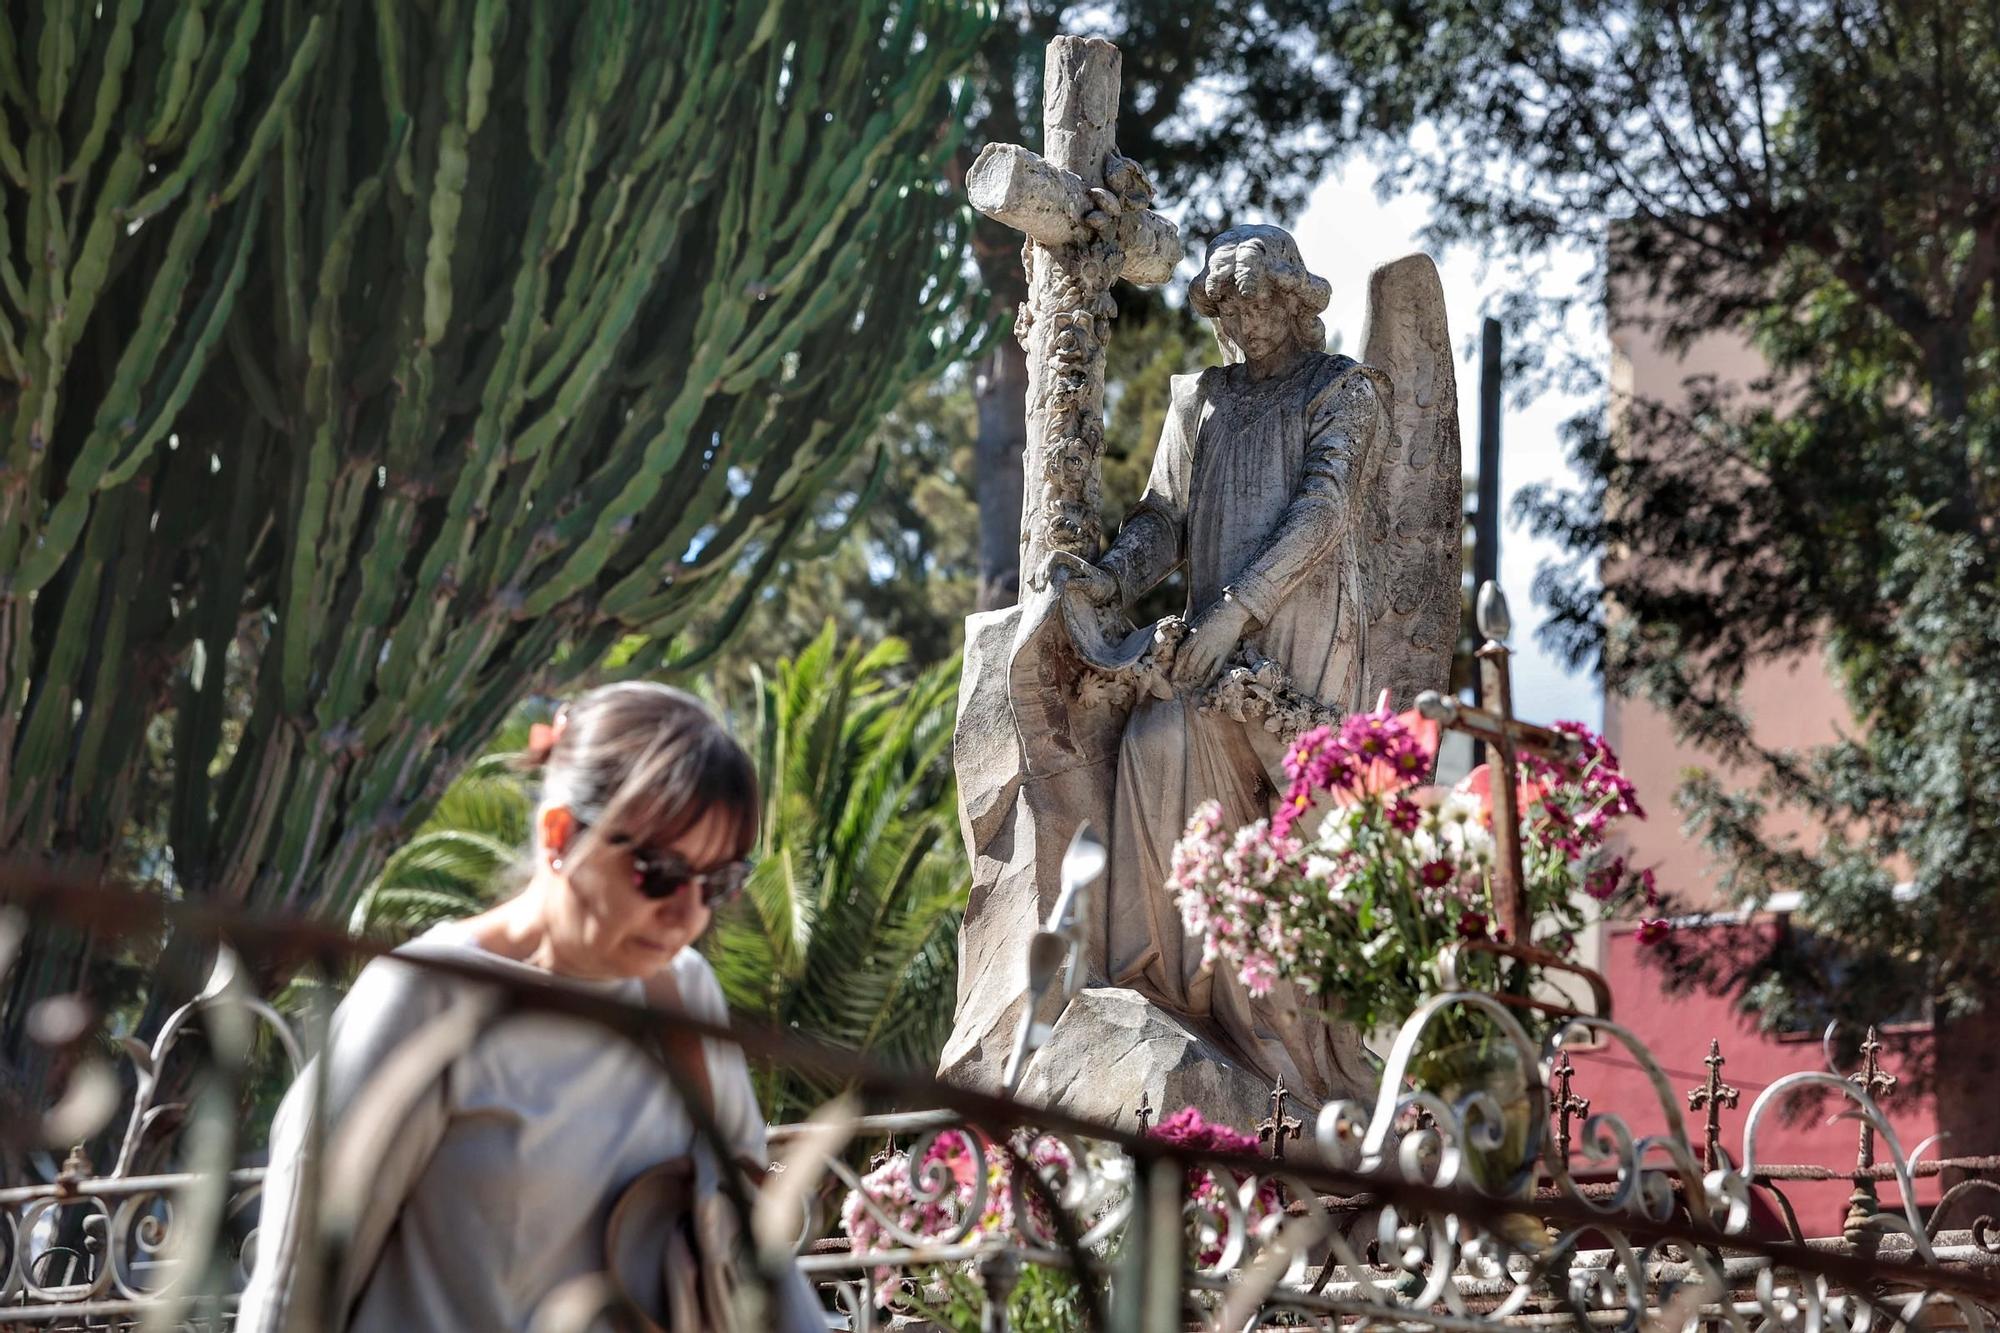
[551, 855, 564, 871]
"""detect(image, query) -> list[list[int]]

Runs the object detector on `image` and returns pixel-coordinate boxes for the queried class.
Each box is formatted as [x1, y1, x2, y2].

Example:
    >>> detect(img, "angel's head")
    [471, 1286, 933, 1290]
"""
[1190, 225, 1331, 365]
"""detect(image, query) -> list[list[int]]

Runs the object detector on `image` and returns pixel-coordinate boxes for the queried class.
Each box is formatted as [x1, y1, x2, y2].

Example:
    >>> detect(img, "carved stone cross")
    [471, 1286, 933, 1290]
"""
[966, 36, 1181, 588]
[1416, 581, 1586, 944]
[1686, 1037, 1741, 1172]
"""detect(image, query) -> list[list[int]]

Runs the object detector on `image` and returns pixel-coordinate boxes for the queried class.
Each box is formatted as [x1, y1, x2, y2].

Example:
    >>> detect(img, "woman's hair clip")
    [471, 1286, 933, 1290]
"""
[527, 705, 570, 762]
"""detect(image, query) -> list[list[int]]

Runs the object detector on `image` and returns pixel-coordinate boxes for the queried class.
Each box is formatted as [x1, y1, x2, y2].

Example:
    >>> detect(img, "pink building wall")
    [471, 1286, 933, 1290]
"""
[1570, 925, 1937, 1237]
[1601, 297, 1853, 913]
[1581, 281, 1938, 1236]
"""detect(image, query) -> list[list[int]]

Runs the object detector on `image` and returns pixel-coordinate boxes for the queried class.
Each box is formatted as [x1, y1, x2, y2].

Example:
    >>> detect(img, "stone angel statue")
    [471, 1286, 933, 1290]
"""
[1043, 224, 1464, 1104]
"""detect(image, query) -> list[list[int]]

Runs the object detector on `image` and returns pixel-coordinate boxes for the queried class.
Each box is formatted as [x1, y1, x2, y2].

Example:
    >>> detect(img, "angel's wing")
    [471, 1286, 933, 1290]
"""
[1357, 254, 1464, 708]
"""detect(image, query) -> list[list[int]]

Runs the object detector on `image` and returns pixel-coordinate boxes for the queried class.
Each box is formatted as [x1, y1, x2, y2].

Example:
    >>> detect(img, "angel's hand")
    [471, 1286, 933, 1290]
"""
[1047, 551, 1119, 607]
[1170, 599, 1251, 688]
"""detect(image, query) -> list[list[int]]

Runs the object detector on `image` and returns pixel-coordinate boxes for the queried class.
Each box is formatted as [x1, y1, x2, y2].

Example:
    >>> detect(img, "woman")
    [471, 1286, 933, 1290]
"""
[239, 683, 820, 1332]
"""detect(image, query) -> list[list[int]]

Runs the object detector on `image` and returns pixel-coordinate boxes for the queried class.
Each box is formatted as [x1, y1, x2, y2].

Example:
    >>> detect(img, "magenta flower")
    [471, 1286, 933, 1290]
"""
[1283, 726, 1336, 784]
[1636, 918, 1671, 946]
[1583, 855, 1626, 902]
[1147, 1106, 1262, 1156]
[1390, 744, 1429, 779]
[1338, 711, 1391, 760]
[1271, 786, 1312, 838]
[1386, 796, 1422, 833]
[1524, 721, 1646, 822]
[1146, 1107, 1281, 1267]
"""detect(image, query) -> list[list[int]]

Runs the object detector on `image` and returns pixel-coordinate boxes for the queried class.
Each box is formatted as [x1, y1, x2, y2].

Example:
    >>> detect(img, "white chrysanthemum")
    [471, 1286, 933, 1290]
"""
[1438, 791, 1481, 826]
[1312, 808, 1359, 853]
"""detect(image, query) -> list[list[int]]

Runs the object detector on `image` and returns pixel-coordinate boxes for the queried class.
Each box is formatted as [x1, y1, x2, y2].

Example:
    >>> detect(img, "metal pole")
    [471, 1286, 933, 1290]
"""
[1475, 316, 1503, 597]
[1472, 317, 1503, 766]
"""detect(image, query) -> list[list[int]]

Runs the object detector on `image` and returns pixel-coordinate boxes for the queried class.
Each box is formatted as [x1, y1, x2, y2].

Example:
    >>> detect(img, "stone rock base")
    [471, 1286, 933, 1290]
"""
[1013, 986, 1309, 1136]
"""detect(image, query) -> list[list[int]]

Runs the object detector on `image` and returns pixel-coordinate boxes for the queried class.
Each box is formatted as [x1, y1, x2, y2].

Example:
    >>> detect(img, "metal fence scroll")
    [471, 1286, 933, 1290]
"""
[1, 870, 1996, 1332]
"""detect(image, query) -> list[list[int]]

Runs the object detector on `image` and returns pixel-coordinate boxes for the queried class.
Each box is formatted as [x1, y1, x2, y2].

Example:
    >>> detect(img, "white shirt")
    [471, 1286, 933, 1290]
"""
[238, 924, 815, 1331]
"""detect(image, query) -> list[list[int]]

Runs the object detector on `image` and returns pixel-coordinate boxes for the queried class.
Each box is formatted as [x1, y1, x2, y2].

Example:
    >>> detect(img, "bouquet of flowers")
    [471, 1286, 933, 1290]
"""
[840, 1128, 1100, 1316]
[837, 1108, 1281, 1318]
[1168, 697, 1666, 1054]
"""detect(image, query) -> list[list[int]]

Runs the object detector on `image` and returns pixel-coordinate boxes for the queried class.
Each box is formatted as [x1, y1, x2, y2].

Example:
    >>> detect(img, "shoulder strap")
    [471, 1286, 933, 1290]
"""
[641, 966, 717, 1123]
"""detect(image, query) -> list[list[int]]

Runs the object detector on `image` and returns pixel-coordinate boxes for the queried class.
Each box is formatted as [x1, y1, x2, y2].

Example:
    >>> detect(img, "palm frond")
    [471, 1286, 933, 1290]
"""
[703, 631, 967, 1115]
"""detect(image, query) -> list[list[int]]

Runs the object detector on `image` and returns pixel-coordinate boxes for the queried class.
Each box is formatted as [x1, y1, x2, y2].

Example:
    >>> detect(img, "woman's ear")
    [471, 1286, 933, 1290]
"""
[540, 806, 576, 870]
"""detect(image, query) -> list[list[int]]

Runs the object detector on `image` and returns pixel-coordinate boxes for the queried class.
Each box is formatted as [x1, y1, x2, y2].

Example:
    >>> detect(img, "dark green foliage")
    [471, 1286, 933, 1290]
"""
[705, 624, 965, 1122]
[2, 0, 985, 896]
[1305, 2, 2000, 1108]
[0, 2, 989, 1073]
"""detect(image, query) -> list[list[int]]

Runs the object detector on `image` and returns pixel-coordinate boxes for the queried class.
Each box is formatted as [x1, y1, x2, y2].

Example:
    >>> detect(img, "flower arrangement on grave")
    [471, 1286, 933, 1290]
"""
[1141, 1107, 1284, 1267]
[1167, 696, 1665, 1061]
[839, 1128, 1097, 1319]
[836, 1107, 1282, 1320]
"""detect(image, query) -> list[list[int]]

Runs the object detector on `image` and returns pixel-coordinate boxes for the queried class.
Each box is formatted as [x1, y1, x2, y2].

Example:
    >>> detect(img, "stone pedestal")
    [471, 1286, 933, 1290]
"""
[1013, 987, 1306, 1135]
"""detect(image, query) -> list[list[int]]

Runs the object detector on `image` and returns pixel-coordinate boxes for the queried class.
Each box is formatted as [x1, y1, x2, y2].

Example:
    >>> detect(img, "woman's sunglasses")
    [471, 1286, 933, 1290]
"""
[589, 828, 751, 907]
[629, 847, 751, 908]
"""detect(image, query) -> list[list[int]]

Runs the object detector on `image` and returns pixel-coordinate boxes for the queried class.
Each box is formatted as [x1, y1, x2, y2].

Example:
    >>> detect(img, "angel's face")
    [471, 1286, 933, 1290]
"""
[1214, 295, 1294, 363]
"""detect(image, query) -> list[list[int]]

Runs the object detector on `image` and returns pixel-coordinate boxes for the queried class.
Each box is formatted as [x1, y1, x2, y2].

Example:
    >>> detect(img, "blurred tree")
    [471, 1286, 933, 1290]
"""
[1311, 1, 2000, 1151]
[0, 1, 989, 1083]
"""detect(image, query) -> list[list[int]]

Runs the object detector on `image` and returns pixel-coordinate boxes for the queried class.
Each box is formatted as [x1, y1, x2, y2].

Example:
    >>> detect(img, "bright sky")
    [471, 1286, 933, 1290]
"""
[1282, 161, 1606, 731]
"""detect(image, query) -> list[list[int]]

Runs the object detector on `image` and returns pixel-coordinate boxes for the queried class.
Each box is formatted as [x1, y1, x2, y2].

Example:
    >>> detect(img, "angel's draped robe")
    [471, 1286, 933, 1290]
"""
[1096, 348, 1387, 1103]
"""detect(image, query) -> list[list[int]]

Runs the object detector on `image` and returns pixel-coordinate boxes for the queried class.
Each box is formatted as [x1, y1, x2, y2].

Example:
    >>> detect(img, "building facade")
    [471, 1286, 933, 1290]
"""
[1566, 286, 1937, 1235]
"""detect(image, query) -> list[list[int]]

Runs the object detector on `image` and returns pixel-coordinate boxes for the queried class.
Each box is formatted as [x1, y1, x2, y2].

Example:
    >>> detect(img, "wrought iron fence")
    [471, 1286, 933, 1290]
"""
[1, 871, 1996, 1332]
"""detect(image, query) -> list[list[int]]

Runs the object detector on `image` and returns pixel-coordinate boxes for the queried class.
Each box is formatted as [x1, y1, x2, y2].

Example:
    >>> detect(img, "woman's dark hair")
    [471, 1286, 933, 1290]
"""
[522, 683, 758, 865]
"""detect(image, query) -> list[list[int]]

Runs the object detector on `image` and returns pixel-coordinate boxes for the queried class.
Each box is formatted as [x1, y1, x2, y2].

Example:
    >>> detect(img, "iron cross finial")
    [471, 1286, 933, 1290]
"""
[1686, 1038, 1740, 1171]
[1257, 1076, 1303, 1161]
[1844, 1026, 1898, 1242]
[1850, 1025, 1898, 1102]
[1550, 1051, 1591, 1165]
[1134, 1088, 1154, 1134]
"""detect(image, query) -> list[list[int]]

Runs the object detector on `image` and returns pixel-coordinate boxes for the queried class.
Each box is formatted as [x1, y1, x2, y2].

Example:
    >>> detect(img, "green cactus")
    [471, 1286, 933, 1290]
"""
[0, 1, 990, 1066]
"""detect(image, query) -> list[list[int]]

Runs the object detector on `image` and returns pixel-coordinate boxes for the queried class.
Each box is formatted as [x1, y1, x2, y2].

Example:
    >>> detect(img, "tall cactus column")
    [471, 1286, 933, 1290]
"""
[0, 4, 323, 1079]
[1, 1, 994, 1090]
